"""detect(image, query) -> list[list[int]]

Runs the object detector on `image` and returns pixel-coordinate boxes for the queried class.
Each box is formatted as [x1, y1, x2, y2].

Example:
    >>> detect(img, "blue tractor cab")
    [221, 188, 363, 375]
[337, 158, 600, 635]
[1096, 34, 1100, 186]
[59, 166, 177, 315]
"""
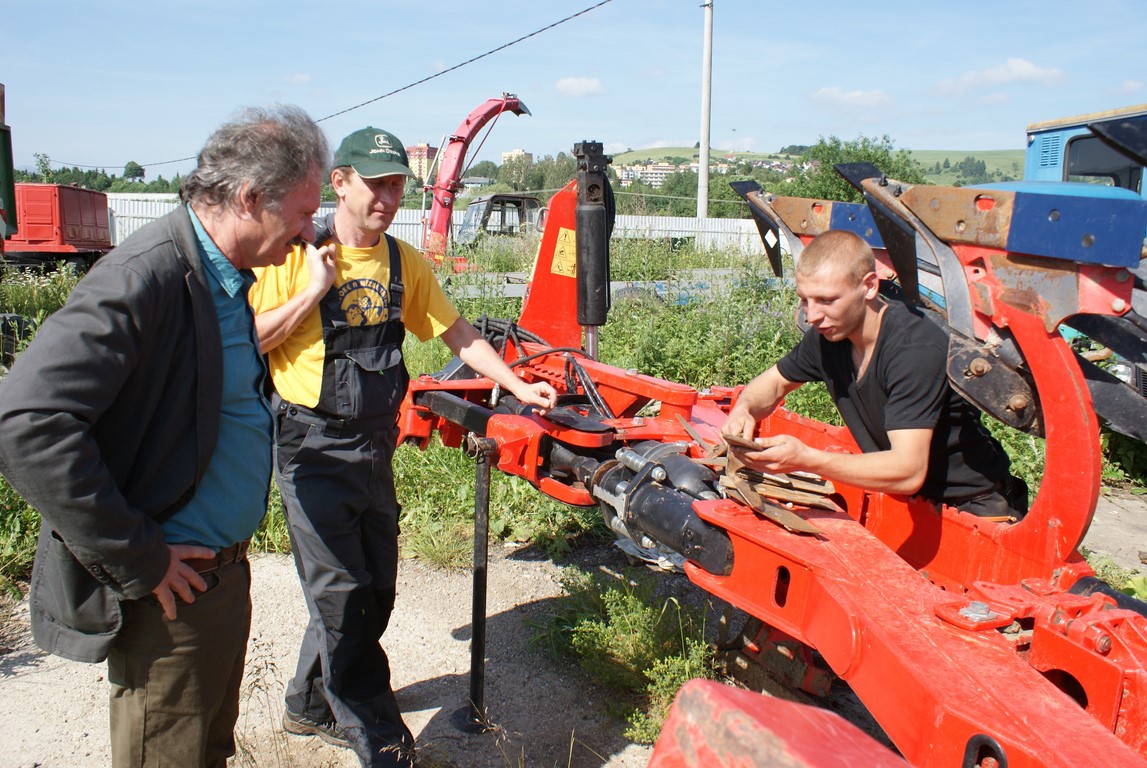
[1024, 104, 1147, 196]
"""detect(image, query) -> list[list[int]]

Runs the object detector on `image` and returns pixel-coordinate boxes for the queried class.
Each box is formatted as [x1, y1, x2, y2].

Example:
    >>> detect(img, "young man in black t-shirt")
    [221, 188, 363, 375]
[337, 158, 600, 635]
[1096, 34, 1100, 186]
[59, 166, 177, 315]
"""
[724, 229, 1023, 521]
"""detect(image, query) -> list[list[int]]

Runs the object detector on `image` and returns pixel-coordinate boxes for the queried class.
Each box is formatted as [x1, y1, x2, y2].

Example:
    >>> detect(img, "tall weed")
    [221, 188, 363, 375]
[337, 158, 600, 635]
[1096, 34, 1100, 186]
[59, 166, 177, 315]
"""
[0, 266, 80, 321]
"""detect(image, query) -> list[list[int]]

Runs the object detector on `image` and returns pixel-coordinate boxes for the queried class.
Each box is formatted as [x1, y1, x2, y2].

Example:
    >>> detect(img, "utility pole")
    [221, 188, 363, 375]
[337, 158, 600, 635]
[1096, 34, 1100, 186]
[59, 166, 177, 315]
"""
[697, 0, 713, 219]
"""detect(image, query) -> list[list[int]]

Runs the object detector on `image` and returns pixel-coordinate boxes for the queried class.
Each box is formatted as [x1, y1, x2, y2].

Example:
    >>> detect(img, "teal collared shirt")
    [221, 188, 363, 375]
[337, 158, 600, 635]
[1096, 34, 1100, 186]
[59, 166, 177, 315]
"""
[162, 207, 272, 549]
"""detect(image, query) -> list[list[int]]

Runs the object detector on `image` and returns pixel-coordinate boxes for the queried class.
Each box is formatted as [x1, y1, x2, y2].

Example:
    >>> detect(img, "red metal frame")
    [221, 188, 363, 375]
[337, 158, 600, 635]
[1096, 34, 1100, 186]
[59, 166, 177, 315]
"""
[397, 181, 1147, 766]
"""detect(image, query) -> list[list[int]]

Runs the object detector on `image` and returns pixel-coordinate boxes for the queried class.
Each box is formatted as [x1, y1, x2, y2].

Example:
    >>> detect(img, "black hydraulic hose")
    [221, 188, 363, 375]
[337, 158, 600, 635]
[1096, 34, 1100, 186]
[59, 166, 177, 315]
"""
[565, 354, 615, 420]
[506, 346, 590, 369]
[472, 315, 551, 348]
[463, 314, 619, 419]
[1070, 576, 1147, 619]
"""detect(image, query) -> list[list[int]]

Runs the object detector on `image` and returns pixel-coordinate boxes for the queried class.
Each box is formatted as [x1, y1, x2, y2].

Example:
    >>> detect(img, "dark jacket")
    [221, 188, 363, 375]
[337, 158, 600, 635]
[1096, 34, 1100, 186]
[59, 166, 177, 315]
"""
[0, 206, 222, 662]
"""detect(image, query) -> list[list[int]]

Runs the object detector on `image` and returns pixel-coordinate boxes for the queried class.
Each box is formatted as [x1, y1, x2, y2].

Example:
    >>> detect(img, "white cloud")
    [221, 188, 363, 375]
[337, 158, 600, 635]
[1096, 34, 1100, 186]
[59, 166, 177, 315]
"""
[809, 87, 892, 109]
[283, 73, 312, 85]
[554, 77, 604, 97]
[936, 58, 1063, 94]
[1116, 79, 1145, 95]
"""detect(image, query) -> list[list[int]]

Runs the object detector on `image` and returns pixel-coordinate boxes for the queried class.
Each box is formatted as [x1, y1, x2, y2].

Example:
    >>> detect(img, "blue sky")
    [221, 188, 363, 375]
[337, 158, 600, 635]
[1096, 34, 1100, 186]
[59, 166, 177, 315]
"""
[5, 0, 1145, 178]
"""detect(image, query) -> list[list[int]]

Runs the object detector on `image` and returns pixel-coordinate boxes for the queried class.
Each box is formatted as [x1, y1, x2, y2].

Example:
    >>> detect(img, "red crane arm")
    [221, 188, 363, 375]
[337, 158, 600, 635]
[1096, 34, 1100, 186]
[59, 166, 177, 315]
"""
[420, 94, 530, 262]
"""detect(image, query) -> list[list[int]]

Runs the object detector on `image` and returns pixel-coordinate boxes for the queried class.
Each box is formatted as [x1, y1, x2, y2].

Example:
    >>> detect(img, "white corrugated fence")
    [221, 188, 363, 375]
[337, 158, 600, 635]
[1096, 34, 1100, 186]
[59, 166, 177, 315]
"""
[105, 194, 766, 255]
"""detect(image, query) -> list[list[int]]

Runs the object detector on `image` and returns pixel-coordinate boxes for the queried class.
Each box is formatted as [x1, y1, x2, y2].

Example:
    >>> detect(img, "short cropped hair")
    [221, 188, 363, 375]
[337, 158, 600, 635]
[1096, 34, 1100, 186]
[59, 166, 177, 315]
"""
[796, 230, 875, 285]
[180, 105, 330, 211]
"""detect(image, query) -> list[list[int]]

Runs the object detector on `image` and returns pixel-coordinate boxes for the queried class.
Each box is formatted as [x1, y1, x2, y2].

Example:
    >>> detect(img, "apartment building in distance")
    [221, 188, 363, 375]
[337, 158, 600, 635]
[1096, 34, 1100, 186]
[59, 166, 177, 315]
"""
[406, 143, 438, 181]
[614, 157, 807, 188]
[501, 148, 533, 164]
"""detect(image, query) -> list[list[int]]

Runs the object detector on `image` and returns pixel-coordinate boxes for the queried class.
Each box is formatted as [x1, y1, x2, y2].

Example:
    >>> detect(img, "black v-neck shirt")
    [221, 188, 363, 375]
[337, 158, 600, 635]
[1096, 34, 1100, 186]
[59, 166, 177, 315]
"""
[777, 301, 1010, 502]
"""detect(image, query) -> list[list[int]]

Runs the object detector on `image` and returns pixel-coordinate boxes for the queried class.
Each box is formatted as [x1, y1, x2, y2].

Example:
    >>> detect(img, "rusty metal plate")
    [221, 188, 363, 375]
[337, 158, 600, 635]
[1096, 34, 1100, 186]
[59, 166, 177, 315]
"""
[899, 185, 1017, 249]
[768, 196, 836, 238]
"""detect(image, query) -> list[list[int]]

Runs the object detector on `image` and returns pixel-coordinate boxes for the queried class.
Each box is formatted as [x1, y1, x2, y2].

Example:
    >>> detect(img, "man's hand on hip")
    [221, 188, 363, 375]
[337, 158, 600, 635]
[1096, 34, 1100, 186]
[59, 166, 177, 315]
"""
[152, 543, 214, 621]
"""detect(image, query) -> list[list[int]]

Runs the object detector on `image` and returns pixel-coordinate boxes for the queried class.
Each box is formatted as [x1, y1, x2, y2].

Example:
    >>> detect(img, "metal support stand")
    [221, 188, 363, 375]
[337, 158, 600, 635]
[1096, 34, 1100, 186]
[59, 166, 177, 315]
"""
[452, 434, 497, 733]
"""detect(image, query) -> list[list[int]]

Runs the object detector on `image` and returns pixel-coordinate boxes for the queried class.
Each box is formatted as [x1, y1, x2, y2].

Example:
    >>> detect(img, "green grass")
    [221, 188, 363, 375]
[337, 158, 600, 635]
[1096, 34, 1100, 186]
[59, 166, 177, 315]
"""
[1082, 548, 1147, 600]
[531, 568, 718, 743]
[0, 475, 39, 597]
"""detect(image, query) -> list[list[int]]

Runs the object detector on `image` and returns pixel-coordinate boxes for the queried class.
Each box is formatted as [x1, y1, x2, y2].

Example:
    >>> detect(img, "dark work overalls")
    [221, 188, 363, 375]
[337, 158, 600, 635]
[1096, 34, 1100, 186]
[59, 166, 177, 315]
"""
[273, 233, 414, 767]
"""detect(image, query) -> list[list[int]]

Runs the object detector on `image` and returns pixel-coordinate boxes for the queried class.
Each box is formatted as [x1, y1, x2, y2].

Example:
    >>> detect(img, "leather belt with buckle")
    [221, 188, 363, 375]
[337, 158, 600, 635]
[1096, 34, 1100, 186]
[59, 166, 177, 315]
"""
[183, 539, 250, 575]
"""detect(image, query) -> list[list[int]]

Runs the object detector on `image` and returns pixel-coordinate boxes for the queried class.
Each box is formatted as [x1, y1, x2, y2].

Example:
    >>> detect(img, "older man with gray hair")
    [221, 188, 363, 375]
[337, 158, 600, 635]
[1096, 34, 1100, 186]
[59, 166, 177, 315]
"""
[0, 105, 328, 767]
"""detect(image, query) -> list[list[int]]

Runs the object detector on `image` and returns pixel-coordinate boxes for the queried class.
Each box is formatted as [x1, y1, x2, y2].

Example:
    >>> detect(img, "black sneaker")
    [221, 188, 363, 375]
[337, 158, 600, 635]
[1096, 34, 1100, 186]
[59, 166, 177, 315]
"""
[282, 708, 351, 749]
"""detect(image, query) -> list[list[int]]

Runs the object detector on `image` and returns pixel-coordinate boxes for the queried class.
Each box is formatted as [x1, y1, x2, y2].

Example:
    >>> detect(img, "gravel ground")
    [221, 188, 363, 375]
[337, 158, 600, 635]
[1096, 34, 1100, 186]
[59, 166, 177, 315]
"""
[0, 489, 1142, 768]
[0, 544, 654, 768]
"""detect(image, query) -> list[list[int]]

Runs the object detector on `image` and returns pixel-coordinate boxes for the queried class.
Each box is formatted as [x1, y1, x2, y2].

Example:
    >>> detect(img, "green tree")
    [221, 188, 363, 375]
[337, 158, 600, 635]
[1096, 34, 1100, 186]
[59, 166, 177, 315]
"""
[498, 154, 537, 191]
[123, 161, 146, 182]
[467, 160, 499, 179]
[658, 171, 698, 217]
[780, 135, 926, 203]
[614, 178, 662, 216]
[709, 174, 752, 218]
[34, 153, 53, 182]
[538, 152, 576, 193]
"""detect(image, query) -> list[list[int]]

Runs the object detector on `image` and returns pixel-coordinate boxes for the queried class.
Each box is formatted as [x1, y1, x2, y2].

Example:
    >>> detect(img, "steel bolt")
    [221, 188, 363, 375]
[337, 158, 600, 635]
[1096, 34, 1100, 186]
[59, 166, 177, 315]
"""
[1095, 634, 1113, 655]
[968, 358, 992, 376]
[1006, 394, 1030, 413]
[1113, 298, 1127, 313]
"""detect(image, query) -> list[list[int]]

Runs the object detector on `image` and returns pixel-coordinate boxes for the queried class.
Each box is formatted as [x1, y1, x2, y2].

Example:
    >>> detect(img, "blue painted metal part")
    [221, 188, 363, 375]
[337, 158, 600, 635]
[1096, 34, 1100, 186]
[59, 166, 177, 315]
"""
[973, 180, 1143, 200]
[828, 202, 885, 248]
[973, 182, 1146, 267]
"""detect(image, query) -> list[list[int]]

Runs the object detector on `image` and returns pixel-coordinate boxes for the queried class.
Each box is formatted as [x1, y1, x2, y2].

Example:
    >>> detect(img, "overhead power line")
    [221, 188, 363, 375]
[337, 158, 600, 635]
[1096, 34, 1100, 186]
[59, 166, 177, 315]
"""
[46, 0, 615, 172]
[318, 0, 614, 123]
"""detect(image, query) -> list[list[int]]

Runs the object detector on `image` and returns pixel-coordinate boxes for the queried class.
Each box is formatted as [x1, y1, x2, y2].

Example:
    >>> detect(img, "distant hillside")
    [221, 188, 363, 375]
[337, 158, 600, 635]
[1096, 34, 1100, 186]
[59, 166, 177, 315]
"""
[910, 149, 1026, 186]
[609, 146, 1027, 185]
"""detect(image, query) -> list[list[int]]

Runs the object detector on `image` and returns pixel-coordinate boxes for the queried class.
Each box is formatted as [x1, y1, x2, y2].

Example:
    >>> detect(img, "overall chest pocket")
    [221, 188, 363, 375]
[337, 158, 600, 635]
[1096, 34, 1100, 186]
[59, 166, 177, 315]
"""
[333, 343, 409, 419]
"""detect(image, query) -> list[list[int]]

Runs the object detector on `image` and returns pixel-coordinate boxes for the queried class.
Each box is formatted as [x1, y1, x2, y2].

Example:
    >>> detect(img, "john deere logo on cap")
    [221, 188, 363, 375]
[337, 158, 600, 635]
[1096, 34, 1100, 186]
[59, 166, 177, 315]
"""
[371, 132, 400, 158]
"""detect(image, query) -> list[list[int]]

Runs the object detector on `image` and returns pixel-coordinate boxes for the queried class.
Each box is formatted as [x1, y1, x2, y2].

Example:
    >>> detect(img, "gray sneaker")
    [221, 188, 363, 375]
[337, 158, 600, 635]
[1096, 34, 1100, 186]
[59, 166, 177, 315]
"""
[282, 708, 350, 749]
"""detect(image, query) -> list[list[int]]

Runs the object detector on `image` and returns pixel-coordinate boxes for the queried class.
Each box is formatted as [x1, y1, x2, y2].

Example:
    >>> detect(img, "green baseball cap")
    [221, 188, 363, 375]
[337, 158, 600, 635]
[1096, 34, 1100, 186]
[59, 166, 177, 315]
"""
[332, 127, 415, 179]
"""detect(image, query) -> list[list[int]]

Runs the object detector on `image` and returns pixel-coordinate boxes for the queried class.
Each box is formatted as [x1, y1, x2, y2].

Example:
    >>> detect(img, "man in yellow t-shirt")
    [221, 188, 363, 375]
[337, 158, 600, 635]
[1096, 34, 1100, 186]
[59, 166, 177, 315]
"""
[249, 126, 555, 767]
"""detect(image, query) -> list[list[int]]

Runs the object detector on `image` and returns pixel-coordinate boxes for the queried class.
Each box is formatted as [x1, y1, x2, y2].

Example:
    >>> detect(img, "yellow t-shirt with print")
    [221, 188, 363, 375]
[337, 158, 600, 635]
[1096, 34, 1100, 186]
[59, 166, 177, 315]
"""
[249, 236, 460, 408]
